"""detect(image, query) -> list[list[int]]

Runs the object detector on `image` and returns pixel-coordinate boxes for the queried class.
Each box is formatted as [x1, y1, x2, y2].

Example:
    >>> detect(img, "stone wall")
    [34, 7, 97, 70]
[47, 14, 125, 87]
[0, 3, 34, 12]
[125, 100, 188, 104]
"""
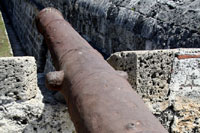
[1, 0, 44, 71]
[1, 0, 200, 132]
[107, 48, 200, 132]
[0, 57, 75, 133]
[1, 0, 200, 73]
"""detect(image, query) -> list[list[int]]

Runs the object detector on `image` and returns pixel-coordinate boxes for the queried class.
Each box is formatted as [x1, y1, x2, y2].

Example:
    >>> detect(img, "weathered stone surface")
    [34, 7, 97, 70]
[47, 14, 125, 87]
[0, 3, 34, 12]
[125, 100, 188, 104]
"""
[0, 57, 37, 101]
[169, 49, 200, 132]
[107, 49, 200, 132]
[0, 57, 75, 133]
[0, 88, 75, 133]
[1, 0, 200, 72]
[107, 49, 176, 130]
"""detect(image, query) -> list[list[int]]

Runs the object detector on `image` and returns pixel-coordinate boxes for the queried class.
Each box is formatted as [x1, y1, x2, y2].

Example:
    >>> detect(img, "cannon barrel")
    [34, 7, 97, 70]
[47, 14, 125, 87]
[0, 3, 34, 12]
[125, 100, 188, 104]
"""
[36, 8, 167, 133]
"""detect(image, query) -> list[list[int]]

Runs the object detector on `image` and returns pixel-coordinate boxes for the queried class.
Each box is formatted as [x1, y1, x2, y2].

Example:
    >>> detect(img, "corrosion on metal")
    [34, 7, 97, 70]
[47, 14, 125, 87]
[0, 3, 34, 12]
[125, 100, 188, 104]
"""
[36, 8, 168, 133]
[177, 54, 200, 59]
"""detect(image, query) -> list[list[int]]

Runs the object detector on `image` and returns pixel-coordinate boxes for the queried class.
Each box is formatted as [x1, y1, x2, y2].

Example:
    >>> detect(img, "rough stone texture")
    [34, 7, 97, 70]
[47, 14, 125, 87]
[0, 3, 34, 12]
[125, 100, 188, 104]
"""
[107, 49, 176, 130]
[107, 49, 200, 132]
[0, 57, 75, 133]
[0, 57, 37, 101]
[1, 0, 200, 72]
[1, 0, 44, 71]
[169, 49, 200, 132]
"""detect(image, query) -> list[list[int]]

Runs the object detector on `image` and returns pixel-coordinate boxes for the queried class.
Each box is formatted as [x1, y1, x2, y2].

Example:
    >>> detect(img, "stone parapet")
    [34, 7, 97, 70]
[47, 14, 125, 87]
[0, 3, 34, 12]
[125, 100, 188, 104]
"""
[1, 0, 200, 72]
[0, 57, 37, 100]
[0, 57, 75, 133]
[107, 48, 200, 132]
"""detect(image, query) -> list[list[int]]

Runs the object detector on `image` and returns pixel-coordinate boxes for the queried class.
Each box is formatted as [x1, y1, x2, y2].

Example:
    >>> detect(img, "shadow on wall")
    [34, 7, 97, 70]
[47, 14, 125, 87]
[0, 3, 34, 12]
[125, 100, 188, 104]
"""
[2, 0, 200, 74]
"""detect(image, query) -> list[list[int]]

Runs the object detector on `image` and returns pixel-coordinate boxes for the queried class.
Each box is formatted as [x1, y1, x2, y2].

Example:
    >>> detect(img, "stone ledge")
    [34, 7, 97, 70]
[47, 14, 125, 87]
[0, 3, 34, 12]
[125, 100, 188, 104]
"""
[2, 0, 200, 73]
[0, 57, 37, 101]
[0, 57, 75, 133]
[107, 48, 200, 132]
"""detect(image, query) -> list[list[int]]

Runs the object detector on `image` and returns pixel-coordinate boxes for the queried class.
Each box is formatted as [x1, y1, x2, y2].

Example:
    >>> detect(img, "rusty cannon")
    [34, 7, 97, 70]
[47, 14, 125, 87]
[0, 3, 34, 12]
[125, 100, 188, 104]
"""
[36, 8, 167, 133]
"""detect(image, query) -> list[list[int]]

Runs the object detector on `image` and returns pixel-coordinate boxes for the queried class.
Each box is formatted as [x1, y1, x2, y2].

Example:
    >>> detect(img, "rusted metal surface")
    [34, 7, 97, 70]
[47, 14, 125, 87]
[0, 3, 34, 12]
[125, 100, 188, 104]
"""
[36, 8, 168, 133]
[177, 54, 200, 59]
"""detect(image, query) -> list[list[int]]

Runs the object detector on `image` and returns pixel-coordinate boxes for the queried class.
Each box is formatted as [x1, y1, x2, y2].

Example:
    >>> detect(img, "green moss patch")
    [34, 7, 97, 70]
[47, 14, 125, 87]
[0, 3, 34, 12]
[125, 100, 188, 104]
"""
[0, 11, 12, 57]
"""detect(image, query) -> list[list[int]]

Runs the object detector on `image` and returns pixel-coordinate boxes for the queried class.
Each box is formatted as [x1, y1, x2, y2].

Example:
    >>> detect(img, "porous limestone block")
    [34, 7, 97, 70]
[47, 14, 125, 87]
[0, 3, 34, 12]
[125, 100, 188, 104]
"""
[0, 87, 75, 133]
[107, 49, 177, 130]
[107, 51, 137, 89]
[0, 57, 75, 133]
[0, 57, 37, 101]
[107, 49, 200, 132]
[135, 49, 176, 110]
[0, 88, 44, 133]
[107, 49, 176, 110]
[169, 49, 200, 132]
